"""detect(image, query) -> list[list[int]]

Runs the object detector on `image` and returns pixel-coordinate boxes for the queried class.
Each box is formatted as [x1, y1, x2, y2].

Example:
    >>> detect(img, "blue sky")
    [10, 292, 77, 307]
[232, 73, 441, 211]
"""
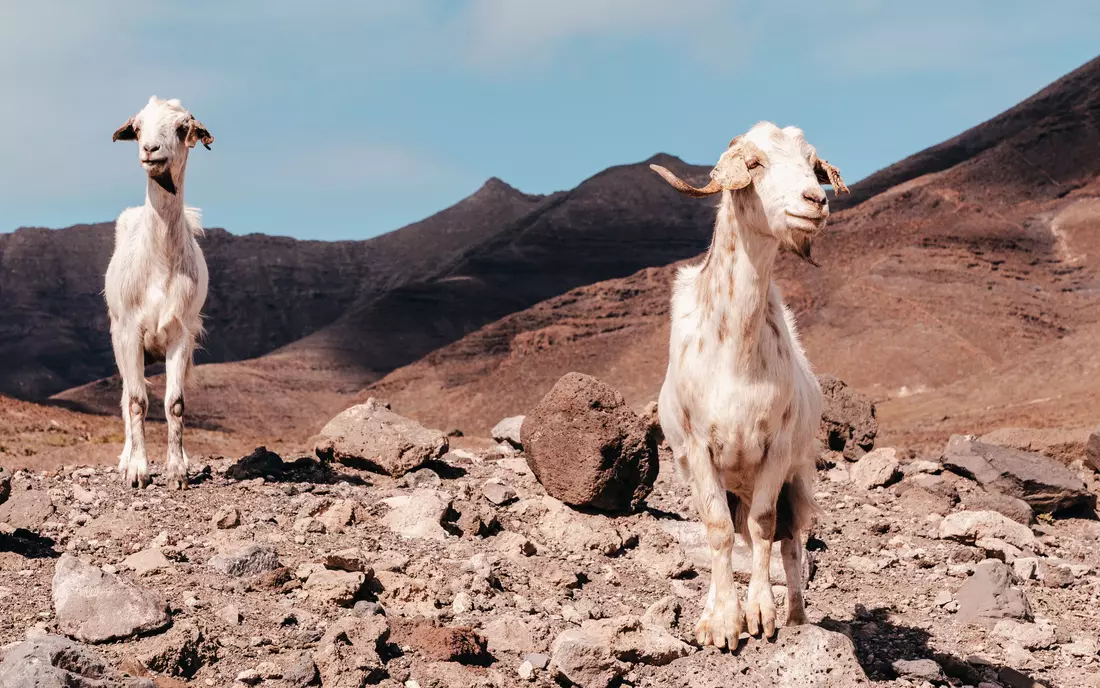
[2, 1, 1098, 241]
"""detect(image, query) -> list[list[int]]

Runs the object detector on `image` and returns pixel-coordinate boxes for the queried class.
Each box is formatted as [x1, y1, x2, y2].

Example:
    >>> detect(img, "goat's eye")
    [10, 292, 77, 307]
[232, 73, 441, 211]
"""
[747, 159, 762, 169]
[176, 124, 189, 141]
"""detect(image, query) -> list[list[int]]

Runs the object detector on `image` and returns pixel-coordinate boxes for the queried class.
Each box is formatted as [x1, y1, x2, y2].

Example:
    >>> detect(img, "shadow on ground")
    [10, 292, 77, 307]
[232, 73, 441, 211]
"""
[822, 605, 1055, 687]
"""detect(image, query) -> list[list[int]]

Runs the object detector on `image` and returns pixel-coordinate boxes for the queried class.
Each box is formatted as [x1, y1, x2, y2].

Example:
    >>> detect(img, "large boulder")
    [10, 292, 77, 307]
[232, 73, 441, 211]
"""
[522, 373, 658, 513]
[0, 635, 155, 688]
[315, 398, 448, 477]
[52, 555, 171, 644]
[817, 375, 877, 460]
[942, 434, 1094, 514]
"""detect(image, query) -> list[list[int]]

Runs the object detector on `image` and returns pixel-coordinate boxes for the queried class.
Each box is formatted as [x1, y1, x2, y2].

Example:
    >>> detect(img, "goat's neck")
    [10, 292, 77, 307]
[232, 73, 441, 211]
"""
[143, 163, 188, 244]
[700, 191, 778, 352]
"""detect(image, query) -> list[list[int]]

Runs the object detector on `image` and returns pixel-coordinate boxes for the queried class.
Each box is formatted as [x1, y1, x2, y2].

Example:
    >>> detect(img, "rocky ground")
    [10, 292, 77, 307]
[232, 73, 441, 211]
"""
[1, 386, 1098, 688]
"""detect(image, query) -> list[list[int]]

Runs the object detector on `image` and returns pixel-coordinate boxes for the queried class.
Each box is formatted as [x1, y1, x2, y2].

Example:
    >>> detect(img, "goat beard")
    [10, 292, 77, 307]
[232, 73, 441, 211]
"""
[785, 233, 820, 267]
[150, 170, 177, 195]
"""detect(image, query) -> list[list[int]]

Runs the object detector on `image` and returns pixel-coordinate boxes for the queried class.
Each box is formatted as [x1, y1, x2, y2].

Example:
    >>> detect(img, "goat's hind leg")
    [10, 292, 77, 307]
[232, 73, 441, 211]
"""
[781, 537, 809, 626]
[163, 333, 193, 490]
[113, 325, 150, 488]
[687, 451, 743, 650]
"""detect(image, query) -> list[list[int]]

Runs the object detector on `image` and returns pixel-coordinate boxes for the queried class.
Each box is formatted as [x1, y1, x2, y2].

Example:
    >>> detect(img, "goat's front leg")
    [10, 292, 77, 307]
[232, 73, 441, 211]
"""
[687, 452, 742, 649]
[163, 334, 193, 490]
[112, 324, 150, 488]
[745, 472, 784, 638]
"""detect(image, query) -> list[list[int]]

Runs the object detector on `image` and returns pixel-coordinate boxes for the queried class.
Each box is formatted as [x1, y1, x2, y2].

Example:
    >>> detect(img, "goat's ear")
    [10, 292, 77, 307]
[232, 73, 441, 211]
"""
[814, 158, 849, 194]
[184, 119, 214, 150]
[112, 118, 137, 142]
[711, 147, 752, 191]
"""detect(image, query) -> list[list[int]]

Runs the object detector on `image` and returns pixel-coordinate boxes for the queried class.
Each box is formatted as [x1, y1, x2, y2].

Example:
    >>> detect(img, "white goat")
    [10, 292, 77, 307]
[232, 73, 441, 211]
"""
[651, 122, 848, 648]
[107, 96, 213, 489]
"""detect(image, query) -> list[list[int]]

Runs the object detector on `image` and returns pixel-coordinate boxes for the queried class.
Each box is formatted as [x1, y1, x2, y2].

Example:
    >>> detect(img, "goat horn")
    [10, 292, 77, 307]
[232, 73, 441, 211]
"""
[649, 164, 724, 197]
[818, 160, 849, 194]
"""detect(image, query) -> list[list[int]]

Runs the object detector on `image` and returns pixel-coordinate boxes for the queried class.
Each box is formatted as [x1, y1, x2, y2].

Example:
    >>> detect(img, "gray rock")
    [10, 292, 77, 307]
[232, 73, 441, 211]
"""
[491, 415, 525, 448]
[942, 434, 1094, 514]
[525, 653, 551, 670]
[0, 487, 55, 530]
[818, 375, 878, 460]
[523, 372, 659, 513]
[550, 628, 628, 688]
[957, 560, 1032, 625]
[980, 427, 1091, 466]
[302, 569, 370, 607]
[282, 654, 319, 688]
[0, 467, 9, 507]
[965, 489, 1034, 525]
[850, 447, 901, 489]
[892, 658, 945, 681]
[314, 398, 448, 477]
[0, 635, 155, 688]
[938, 510, 1041, 552]
[52, 555, 170, 644]
[208, 543, 281, 577]
[1088, 428, 1100, 473]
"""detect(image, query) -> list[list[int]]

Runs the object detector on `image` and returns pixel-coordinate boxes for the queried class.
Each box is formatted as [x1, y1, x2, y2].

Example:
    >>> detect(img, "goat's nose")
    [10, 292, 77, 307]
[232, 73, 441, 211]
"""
[803, 187, 826, 206]
[143, 143, 161, 154]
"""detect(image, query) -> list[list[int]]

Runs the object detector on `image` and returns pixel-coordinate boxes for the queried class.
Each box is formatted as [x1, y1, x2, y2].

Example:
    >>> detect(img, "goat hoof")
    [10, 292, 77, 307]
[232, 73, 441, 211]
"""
[785, 608, 809, 627]
[166, 477, 187, 491]
[744, 589, 777, 638]
[695, 598, 742, 650]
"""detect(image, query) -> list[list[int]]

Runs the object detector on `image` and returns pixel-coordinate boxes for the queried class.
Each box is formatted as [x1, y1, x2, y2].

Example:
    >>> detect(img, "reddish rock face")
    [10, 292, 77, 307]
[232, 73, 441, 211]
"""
[522, 372, 658, 513]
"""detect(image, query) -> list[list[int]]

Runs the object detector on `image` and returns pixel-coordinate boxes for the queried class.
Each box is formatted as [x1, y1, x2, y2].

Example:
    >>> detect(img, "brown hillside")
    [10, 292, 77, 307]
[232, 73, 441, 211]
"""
[366, 57, 1100, 449]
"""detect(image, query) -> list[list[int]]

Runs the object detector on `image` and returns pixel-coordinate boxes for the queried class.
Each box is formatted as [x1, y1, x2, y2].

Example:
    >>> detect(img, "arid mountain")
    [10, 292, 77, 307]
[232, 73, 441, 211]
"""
[366, 56, 1100, 449]
[55, 156, 723, 436]
[1, 177, 543, 400]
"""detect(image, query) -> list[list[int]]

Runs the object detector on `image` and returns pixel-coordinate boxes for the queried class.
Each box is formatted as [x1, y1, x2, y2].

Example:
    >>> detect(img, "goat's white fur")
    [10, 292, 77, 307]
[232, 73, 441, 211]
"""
[106, 96, 212, 489]
[653, 122, 846, 649]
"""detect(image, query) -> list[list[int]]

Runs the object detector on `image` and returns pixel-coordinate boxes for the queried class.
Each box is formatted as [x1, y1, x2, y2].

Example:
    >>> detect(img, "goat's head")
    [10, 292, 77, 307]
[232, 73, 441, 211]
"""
[112, 96, 213, 194]
[651, 122, 848, 264]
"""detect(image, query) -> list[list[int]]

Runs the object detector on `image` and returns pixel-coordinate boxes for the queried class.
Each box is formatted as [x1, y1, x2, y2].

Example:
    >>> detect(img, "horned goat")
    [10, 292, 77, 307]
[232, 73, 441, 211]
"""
[106, 96, 214, 489]
[651, 122, 848, 648]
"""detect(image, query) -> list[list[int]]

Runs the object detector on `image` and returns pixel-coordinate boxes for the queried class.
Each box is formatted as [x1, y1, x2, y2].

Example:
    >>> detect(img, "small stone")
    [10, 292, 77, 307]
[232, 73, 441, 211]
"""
[226, 447, 284, 480]
[381, 490, 452, 540]
[491, 415, 525, 448]
[209, 543, 281, 577]
[404, 468, 442, 489]
[517, 660, 535, 680]
[992, 619, 1057, 650]
[939, 511, 1041, 552]
[217, 604, 242, 625]
[212, 506, 241, 529]
[121, 548, 172, 575]
[482, 480, 517, 506]
[933, 590, 953, 607]
[324, 548, 368, 573]
[236, 669, 262, 685]
[1013, 557, 1038, 581]
[850, 447, 901, 489]
[302, 569, 370, 607]
[452, 592, 474, 615]
[525, 653, 551, 670]
[1036, 561, 1075, 588]
[892, 658, 945, 681]
[317, 499, 358, 534]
